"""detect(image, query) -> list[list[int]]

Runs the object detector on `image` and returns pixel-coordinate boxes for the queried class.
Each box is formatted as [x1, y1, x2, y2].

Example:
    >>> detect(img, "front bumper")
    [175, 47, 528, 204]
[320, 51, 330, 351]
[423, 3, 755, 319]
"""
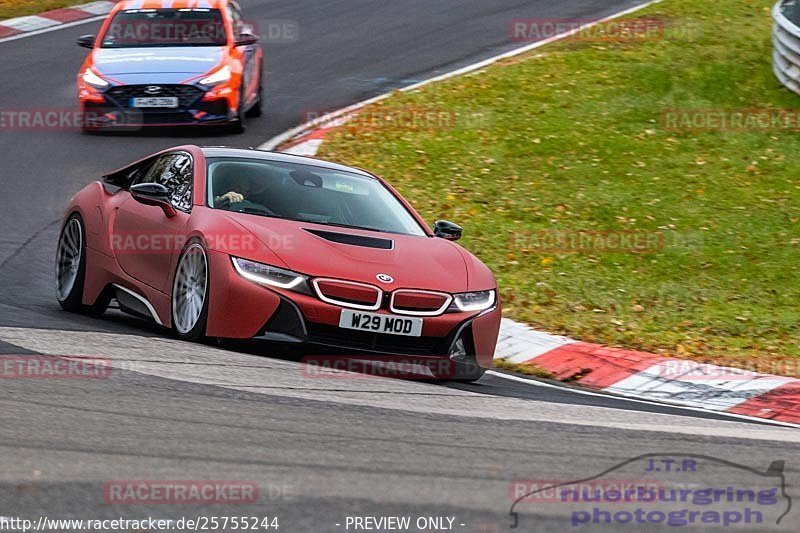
[79, 83, 235, 128]
[204, 250, 501, 369]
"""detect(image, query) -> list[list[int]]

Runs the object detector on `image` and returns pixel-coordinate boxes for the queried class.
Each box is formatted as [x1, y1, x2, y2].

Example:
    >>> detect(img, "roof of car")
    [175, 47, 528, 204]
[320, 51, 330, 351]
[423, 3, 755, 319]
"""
[199, 147, 375, 178]
[116, 0, 231, 10]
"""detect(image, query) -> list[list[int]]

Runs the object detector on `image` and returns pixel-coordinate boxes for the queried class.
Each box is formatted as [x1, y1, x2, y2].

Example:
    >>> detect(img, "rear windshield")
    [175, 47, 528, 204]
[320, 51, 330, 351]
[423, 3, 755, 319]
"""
[100, 9, 227, 48]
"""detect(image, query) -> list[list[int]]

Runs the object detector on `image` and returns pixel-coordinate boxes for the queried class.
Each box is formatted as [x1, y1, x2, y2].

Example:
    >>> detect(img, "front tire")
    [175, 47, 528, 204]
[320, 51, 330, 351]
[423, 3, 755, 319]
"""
[430, 358, 486, 383]
[246, 74, 264, 118]
[450, 362, 486, 383]
[171, 241, 210, 342]
[227, 85, 247, 134]
[55, 214, 87, 312]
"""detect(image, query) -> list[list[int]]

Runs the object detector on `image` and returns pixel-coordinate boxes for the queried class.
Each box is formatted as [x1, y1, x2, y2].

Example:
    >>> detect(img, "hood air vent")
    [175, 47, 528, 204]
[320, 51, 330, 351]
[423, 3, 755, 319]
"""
[304, 228, 393, 249]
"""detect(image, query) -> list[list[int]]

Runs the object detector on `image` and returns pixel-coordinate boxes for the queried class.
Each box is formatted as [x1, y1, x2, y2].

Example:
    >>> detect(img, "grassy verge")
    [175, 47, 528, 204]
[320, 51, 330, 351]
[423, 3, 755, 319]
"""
[0, 0, 80, 20]
[493, 359, 555, 380]
[318, 0, 800, 376]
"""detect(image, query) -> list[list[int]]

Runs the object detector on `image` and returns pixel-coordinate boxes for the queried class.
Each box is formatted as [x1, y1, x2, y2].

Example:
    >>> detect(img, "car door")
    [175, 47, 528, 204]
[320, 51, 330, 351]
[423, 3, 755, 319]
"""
[112, 152, 193, 293]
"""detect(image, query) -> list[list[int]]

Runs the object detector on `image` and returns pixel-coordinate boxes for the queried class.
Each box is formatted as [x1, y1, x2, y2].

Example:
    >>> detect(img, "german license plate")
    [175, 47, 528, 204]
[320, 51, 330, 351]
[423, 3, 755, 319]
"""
[339, 310, 423, 337]
[131, 97, 179, 108]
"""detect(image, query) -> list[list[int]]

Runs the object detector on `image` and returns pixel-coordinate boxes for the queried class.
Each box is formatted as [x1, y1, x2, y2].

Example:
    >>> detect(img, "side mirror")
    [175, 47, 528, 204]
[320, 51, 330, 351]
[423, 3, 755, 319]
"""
[130, 183, 176, 218]
[235, 32, 259, 46]
[434, 220, 462, 241]
[77, 35, 95, 49]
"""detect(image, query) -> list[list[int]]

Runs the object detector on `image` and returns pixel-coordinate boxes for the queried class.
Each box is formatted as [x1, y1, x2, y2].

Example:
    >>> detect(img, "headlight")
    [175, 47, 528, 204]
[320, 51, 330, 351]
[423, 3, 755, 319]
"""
[231, 257, 309, 292]
[449, 290, 496, 312]
[82, 68, 109, 88]
[199, 65, 231, 86]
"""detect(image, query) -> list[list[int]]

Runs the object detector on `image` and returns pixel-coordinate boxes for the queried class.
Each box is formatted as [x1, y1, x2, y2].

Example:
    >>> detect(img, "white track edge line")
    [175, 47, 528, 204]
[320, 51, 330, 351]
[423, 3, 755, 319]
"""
[0, 14, 107, 44]
[487, 371, 800, 429]
[259, 0, 664, 151]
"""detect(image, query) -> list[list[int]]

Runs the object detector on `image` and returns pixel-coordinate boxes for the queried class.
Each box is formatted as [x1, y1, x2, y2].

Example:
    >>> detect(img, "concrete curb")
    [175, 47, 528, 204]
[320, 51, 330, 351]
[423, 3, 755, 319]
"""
[268, 97, 800, 427]
[0, 1, 116, 40]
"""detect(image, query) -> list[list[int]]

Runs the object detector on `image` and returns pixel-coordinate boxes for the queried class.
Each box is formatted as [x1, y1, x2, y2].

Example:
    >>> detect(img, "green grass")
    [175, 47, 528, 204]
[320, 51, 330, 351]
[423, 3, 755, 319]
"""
[318, 0, 800, 375]
[0, 0, 79, 20]
[493, 358, 555, 380]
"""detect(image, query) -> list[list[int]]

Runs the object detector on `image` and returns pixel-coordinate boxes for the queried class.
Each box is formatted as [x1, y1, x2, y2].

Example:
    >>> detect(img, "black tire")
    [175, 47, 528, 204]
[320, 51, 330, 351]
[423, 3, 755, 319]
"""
[55, 214, 87, 312]
[246, 74, 264, 118]
[428, 357, 486, 383]
[227, 84, 247, 134]
[448, 362, 486, 383]
[171, 240, 210, 342]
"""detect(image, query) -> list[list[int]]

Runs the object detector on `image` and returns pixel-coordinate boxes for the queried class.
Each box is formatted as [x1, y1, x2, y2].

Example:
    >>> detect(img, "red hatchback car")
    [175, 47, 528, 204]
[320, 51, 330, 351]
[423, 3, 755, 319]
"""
[76, 0, 262, 132]
[56, 146, 501, 381]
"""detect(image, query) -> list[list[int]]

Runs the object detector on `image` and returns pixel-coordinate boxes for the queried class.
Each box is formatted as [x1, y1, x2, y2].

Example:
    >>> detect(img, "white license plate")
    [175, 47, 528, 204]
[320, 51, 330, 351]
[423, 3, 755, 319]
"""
[339, 310, 423, 337]
[131, 97, 179, 108]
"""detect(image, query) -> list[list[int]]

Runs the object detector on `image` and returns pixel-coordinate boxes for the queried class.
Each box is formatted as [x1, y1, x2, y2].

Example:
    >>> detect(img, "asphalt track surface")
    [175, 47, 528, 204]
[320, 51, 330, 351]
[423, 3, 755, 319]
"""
[0, 0, 798, 531]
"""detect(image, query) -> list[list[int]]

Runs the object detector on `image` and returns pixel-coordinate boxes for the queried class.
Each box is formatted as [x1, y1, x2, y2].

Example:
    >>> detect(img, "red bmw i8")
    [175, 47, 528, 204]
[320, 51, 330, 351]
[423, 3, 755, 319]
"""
[56, 146, 500, 380]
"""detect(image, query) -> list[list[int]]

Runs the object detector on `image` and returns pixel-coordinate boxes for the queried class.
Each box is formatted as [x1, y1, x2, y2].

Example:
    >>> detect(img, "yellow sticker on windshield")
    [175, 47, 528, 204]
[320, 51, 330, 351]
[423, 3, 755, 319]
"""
[334, 182, 354, 192]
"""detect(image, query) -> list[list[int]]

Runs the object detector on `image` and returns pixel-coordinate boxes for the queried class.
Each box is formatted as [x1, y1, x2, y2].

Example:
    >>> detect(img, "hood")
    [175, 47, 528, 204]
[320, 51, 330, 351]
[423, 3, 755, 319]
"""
[222, 213, 471, 293]
[92, 47, 223, 78]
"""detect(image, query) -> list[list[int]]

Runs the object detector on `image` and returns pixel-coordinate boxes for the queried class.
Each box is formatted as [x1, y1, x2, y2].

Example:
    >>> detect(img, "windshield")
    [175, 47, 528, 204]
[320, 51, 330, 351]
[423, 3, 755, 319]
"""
[100, 9, 227, 48]
[207, 158, 427, 236]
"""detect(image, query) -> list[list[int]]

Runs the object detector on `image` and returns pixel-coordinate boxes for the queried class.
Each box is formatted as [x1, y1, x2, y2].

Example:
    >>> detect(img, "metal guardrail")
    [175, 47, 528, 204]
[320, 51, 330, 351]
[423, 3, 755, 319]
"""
[773, 0, 800, 94]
